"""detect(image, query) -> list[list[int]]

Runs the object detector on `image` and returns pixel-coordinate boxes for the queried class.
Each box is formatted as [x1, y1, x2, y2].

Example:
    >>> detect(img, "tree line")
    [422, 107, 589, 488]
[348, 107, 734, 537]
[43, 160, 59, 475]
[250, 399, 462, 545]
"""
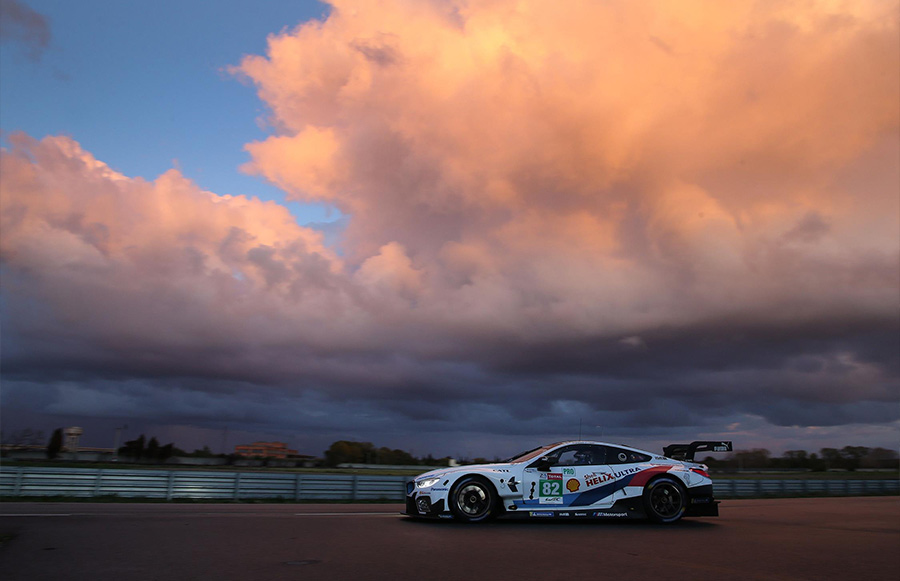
[702, 446, 899, 472]
[4, 429, 899, 471]
[322, 440, 456, 467]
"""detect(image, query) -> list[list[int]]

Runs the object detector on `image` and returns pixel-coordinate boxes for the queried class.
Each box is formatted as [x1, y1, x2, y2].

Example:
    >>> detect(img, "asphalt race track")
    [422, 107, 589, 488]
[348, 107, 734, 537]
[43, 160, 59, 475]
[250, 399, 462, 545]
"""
[1, 497, 897, 580]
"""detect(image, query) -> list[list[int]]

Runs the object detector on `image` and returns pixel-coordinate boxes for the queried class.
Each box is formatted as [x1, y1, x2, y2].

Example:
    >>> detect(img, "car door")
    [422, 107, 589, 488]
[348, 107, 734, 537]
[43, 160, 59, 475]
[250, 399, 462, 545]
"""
[559, 445, 621, 509]
[522, 444, 616, 509]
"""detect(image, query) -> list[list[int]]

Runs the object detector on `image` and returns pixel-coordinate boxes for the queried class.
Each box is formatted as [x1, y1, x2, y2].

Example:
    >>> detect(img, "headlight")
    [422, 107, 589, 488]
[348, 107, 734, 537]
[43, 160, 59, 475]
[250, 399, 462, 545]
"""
[416, 477, 441, 488]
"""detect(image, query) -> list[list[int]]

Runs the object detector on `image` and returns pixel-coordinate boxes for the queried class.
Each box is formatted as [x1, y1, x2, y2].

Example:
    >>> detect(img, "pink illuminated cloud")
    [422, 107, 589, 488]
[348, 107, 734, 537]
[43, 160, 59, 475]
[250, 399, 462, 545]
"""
[232, 0, 898, 337]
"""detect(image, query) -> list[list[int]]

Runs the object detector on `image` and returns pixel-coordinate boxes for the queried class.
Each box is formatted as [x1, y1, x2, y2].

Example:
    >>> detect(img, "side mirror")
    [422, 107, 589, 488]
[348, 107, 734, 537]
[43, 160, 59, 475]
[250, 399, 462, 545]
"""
[536, 456, 552, 471]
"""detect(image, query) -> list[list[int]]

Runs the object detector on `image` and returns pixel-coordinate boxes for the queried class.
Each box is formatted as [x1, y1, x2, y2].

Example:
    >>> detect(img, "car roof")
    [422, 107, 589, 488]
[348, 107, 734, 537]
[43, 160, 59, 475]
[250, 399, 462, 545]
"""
[546, 440, 653, 453]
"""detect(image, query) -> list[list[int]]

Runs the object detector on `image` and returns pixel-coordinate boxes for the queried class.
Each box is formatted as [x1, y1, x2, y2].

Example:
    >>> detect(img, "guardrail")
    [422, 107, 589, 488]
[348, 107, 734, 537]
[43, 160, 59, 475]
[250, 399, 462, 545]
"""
[712, 478, 899, 498]
[0, 467, 408, 501]
[1, 467, 897, 500]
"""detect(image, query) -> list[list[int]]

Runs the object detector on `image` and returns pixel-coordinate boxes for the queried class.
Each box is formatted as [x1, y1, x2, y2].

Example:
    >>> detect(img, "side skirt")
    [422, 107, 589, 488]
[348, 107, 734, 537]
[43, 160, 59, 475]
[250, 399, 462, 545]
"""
[499, 498, 647, 520]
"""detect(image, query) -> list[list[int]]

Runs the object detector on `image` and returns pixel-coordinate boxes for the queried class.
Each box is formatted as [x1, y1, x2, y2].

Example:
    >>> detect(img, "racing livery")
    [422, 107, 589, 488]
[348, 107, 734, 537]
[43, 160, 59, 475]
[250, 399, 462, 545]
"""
[406, 440, 732, 523]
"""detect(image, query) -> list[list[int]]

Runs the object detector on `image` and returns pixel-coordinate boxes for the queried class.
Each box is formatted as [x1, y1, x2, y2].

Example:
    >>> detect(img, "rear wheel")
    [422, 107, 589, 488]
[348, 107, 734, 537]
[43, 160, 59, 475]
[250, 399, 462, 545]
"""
[643, 476, 687, 523]
[450, 476, 496, 523]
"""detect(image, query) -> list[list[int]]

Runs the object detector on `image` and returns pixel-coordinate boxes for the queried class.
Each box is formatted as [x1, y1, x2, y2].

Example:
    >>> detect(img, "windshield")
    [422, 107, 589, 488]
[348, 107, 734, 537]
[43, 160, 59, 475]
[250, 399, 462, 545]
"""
[505, 443, 559, 464]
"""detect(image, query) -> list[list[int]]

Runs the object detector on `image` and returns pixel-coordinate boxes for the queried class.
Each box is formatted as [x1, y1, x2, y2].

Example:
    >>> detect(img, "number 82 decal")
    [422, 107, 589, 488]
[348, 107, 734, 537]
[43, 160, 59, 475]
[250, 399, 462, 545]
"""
[540, 480, 561, 497]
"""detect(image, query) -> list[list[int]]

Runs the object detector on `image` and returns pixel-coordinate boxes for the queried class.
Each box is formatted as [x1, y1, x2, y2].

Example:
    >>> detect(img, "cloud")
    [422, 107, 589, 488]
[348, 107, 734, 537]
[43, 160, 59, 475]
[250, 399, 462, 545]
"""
[234, 0, 898, 330]
[0, 0, 51, 61]
[0, 132, 360, 370]
[2, 0, 899, 455]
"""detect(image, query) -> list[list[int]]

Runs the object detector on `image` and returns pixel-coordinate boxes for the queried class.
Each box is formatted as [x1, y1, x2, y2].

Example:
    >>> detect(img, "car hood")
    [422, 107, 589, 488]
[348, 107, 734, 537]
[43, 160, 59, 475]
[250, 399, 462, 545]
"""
[414, 462, 514, 481]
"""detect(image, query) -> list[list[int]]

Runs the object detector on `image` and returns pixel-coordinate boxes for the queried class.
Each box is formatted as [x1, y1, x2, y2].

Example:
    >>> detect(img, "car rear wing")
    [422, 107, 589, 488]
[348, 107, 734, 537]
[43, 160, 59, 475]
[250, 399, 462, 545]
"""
[663, 441, 733, 462]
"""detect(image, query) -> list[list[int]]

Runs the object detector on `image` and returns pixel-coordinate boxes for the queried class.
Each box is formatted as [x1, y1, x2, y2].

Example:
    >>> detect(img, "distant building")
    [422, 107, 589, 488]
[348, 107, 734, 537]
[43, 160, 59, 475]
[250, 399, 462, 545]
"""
[234, 441, 298, 459]
[64, 427, 83, 452]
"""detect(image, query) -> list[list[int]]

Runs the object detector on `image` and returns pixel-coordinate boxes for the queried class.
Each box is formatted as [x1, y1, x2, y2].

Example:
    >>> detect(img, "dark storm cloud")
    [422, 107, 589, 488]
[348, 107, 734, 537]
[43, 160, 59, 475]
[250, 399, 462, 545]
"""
[0, 0, 50, 61]
[487, 317, 899, 384]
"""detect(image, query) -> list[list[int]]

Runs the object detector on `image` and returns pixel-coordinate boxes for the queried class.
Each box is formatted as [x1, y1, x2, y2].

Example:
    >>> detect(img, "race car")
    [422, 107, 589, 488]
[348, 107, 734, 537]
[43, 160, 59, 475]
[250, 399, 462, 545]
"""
[405, 440, 732, 523]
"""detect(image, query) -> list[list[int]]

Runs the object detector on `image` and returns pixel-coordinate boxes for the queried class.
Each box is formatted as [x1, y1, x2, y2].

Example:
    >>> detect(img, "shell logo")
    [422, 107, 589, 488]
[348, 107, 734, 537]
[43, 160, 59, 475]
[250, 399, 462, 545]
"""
[566, 478, 580, 492]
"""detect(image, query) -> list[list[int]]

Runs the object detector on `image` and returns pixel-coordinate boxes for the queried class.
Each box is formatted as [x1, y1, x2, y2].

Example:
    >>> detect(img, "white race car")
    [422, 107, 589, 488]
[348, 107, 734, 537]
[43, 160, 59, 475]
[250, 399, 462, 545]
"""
[406, 440, 732, 523]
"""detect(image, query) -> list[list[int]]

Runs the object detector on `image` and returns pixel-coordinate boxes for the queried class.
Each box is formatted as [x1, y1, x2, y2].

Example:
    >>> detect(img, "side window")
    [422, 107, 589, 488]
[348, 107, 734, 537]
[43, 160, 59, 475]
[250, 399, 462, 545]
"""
[605, 447, 651, 465]
[550, 445, 606, 466]
[549, 446, 579, 466]
[584, 445, 607, 465]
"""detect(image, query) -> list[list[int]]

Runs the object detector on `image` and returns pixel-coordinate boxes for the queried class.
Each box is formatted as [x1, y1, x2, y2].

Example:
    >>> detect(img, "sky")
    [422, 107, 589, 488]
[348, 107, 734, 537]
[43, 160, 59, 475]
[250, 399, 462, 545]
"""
[1, 0, 898, 460]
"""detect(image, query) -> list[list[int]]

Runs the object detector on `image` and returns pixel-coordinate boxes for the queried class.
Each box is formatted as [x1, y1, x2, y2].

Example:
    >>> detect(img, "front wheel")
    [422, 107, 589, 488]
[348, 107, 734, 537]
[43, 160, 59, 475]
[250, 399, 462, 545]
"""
[643, 476, 687, 523]
[450, 476, 496, 523]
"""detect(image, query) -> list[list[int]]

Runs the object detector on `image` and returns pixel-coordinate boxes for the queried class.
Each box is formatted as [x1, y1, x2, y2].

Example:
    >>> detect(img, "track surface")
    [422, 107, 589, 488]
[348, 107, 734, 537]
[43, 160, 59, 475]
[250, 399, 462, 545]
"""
[1, 497, 898, 580]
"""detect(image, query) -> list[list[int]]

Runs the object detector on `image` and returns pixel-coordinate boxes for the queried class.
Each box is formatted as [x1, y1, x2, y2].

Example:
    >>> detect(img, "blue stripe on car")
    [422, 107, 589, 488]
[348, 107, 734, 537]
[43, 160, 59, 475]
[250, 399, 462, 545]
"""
[569, 474, 636, 506]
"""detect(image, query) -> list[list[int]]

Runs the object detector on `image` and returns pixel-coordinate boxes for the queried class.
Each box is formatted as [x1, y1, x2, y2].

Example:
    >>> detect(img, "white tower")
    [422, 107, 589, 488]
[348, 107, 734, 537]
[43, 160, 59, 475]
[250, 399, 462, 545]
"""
[64, 426, 83, 452]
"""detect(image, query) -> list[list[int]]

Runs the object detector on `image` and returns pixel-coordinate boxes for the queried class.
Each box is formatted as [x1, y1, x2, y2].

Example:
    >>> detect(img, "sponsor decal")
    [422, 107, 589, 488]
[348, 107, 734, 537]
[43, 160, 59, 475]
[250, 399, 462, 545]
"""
[558, 512, 571, 517]
[562, 468, 576, 476]
[566, 478, 580, 493]
[613, 466, 642, 478]
[593, 512, 628, 518]
[585, 466, 644, 488]
[529, 511, 554, 518]
[540, 474, 563, 498]
[584, 473, 615, 488]
[438, 514, 454, 519]
[431, 487, 449, 492]
[539, 496, 563, 504]
[574, 512, 589, 517]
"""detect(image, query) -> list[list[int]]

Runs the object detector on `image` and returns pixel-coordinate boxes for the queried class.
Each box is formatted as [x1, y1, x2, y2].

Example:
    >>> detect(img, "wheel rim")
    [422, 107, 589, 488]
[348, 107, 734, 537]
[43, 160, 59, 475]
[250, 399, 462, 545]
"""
[649, 482, 683, 518]
[456, 483, 490, 518]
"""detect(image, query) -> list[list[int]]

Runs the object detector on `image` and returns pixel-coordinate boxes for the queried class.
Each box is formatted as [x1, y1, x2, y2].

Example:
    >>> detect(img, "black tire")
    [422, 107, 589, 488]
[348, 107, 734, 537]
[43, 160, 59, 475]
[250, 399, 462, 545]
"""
[642, 476, 687, 523]
[449, 476, 496, 523]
